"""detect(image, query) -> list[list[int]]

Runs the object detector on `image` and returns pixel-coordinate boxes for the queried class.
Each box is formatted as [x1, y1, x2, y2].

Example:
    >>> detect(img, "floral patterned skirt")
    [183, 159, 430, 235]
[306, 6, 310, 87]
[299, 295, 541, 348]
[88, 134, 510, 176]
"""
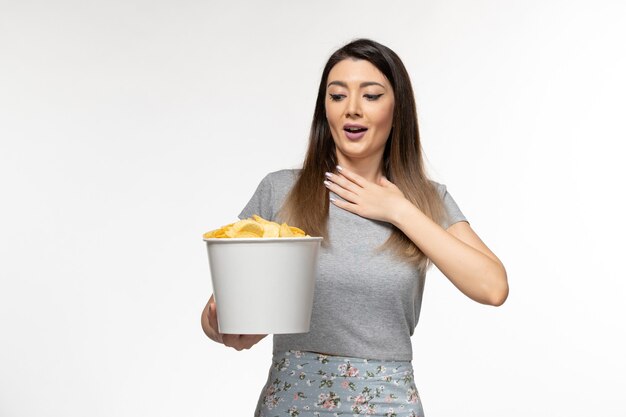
[254, 350, 425, 417]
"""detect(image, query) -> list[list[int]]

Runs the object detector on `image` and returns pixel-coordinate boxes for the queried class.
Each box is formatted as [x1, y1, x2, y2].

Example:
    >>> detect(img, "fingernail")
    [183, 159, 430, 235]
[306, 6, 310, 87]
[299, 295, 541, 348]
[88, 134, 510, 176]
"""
[323, 180, 331, 187]
[324, 172, 332, 179]
[336, 165, 343, 172]
[330, 197, 336, 203]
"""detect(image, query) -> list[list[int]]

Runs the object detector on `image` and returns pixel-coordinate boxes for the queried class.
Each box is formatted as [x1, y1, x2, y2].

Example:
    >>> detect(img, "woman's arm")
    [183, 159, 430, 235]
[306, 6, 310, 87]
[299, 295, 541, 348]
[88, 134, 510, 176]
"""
[393, 203, 508, 306]
[324, 167, 508, 306]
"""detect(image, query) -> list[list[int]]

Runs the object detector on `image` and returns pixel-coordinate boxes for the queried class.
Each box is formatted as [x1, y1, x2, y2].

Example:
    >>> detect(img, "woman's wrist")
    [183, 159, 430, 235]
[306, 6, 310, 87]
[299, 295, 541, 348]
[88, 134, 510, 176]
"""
[390, 198, 419, 227]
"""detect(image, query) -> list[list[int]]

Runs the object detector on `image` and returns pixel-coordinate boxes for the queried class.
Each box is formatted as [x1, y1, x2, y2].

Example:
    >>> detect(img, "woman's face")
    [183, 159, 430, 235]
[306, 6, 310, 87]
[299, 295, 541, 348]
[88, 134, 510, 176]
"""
[325, 58, 395, 166]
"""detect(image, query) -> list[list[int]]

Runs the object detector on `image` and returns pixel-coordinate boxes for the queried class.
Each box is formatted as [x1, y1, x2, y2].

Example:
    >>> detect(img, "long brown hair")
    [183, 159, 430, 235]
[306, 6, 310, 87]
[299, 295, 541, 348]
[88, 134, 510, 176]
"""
[278, 38, 450, 273]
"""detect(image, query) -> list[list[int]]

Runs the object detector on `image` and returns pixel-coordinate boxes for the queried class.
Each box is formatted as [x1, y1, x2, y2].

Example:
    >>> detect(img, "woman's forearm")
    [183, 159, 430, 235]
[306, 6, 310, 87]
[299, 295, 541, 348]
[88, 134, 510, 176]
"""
[392, 201, 508, 306]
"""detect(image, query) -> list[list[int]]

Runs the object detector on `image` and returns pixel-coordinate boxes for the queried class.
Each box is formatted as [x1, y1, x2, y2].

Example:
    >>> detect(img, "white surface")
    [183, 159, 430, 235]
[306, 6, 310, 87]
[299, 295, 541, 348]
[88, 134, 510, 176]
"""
[1, 1, 625, 416]
[205, 238, 321, 334]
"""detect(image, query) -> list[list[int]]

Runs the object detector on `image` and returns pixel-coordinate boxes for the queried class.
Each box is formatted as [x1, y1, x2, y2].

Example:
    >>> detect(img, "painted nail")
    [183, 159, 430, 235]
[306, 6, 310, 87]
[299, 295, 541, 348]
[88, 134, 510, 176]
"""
[324, 172, 332, 179]
[336, 165, 343, 172]
[330, 197, 336, 203]
[323, 180, 331, 187]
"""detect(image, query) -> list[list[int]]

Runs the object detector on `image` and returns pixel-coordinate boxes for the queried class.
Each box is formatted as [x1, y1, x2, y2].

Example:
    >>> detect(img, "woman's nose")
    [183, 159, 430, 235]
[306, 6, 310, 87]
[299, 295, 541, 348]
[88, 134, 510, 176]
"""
[345, 94, 362, 117]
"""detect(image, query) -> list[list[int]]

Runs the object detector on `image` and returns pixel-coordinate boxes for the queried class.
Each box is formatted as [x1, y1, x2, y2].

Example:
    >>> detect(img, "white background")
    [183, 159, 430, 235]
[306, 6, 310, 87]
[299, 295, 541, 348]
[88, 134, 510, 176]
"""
[1, 1, 625, 416]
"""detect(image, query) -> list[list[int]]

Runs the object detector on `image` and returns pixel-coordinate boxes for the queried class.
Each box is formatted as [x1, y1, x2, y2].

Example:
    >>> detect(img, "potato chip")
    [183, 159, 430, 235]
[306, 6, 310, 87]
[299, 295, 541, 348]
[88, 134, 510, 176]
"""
[252, 214, 272, 224]
[262, 222, 280, 238]
[232, 231, 260, 238]
[279, 222, 294, 237]
[226, 220, 264, 238]
[239, 222, 264, 236]
[203, 222, 233, 238]
[289, 226, 306, 236]
[203, 215, 310, 239]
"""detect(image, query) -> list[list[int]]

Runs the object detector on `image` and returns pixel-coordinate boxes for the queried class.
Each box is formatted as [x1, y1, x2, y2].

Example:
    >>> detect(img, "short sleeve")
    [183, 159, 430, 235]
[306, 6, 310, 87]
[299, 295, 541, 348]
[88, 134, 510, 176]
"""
[440, 184, 469, 230]
[238, 173, 274, 221]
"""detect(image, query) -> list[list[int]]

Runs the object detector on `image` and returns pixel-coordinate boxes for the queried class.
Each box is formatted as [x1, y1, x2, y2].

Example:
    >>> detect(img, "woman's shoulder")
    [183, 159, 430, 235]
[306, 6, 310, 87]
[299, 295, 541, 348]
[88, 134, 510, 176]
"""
[427, 178, 447, 197]
[264, 168, 301, 189]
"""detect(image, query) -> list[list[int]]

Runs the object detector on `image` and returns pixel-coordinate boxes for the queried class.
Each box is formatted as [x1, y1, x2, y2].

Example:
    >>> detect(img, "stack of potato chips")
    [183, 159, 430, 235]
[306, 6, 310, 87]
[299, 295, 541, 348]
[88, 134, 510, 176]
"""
[203, 214, 308, 238]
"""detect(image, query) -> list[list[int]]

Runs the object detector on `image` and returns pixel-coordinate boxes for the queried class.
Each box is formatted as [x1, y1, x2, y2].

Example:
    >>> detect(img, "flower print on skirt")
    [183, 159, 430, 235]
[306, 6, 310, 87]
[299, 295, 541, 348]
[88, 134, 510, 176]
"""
[254, 350, 425, 417]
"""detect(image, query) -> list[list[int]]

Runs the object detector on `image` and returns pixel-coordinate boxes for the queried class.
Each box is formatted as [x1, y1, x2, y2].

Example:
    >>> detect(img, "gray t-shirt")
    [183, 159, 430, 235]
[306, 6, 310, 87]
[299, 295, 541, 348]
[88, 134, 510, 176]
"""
[238, 169, 468, 361]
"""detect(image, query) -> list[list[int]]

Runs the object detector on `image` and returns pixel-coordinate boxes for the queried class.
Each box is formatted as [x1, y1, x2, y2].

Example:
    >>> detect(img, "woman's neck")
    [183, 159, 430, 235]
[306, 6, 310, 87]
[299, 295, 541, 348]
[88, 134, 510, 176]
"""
[335, 154, 384, 184]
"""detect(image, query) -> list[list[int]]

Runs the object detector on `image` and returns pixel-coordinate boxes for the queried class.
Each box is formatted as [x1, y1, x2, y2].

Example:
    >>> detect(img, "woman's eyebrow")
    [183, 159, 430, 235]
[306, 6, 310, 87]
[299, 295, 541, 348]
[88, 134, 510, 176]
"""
[327, 81, 386, 89]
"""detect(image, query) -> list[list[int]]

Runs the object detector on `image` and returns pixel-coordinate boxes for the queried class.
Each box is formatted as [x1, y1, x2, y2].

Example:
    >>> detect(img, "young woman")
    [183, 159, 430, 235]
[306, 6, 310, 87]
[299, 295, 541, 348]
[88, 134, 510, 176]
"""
[201, 38, 508, 417]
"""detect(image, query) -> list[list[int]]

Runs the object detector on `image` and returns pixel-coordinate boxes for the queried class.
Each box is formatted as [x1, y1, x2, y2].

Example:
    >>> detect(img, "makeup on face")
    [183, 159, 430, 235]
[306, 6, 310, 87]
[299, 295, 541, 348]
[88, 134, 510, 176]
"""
[325, 59, 395, 160]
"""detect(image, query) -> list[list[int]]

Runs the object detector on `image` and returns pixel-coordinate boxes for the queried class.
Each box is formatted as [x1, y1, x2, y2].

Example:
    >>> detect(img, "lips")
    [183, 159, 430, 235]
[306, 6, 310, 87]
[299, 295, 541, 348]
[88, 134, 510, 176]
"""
[343, 123, 368, 141]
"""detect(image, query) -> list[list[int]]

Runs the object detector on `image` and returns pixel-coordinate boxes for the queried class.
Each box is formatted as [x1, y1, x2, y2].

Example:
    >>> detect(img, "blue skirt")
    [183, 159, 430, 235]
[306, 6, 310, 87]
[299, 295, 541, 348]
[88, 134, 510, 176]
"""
[254, 350, 425, 417]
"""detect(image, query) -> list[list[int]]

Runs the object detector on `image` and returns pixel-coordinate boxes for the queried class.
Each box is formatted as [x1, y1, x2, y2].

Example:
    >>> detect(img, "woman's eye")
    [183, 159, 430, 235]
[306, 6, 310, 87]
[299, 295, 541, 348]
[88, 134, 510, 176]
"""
[364, 94, 384, 101]
[329, 94, 345, 101]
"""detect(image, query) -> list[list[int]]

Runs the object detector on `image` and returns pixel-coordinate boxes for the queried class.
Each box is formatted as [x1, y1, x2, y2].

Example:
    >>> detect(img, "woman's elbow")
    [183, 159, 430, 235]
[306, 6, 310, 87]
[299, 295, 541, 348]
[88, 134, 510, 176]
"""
[489, 286, 508, 306]
[488, 266, 509, 306]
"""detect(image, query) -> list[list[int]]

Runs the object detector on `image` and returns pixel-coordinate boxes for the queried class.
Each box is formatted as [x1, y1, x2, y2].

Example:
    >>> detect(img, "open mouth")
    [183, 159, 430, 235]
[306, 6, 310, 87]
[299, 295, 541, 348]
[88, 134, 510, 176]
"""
[343, 125, 368, 140]
[343, 126, 368, 133]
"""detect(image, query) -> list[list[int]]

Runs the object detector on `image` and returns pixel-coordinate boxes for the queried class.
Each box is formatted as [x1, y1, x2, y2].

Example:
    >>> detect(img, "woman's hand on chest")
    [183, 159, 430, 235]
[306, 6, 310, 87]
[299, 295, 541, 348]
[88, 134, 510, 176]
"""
[324, 166, 409, 224]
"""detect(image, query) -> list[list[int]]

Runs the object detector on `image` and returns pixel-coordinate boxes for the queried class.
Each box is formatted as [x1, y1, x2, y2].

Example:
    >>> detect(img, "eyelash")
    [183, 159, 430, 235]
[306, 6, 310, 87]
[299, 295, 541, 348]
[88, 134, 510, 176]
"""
[365, 94, 383, 101]
[328, 94, 384, 102]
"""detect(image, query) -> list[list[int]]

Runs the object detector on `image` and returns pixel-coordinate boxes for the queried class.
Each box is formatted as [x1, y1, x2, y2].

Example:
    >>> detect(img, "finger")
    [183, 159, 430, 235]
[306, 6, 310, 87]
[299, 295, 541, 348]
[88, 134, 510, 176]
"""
[223, 334, 250, 351]
[239, 334, 265, 349]
[336, 165, 367, 187]
[222, 334, 241, 350]
[324, 175, 358, 202]
[324, 179, 358, 203]
[223, 334, 265, 351]
[208, 300, 217, 329]
[325, 171, 361, 193]
[329, 195, 361, 215]
[208, 302, 223, 343]
[208, 304, 223, 343]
